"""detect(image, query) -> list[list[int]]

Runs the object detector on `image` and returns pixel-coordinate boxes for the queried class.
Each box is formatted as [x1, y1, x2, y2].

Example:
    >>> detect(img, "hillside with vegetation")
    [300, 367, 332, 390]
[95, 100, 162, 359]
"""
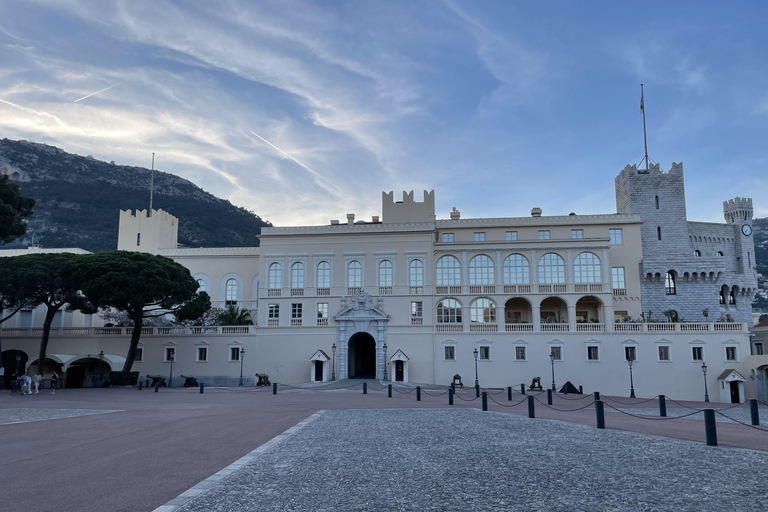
[0, 139, 270, 252]
[752, 216, 768, 312]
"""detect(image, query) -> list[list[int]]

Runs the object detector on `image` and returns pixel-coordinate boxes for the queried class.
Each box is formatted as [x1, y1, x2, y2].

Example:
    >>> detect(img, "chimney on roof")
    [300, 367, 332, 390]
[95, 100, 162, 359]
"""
[372, 215, 380, 223]
[347, 213, 355, 225]
[450, 207, 461, 220]
[331, 219, 340, 225]
[531, 207, 542, 217]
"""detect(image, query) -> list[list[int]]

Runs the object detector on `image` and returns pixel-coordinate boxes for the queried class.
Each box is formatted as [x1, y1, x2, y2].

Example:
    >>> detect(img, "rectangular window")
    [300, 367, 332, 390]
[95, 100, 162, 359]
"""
[134, 347, 143, 362]
[550, 346, 562, 361]
[658, 345, 670, 361]
[614, 310, 628, 323]
[754, 343, 764, 356]
[515, 346, 527, 361]
[474, 232, 486, 242]
[196, 347, 208, 362]
[442, 233, 454, 242]
[506, 231, 518, 241]
[538, 230, 550, 240]
[230, 346, 241, 361]
[164, 347, 175, 362]
[479, 346, 491, 360]
[268, 304, 280, 319]
[571, 229, 583, 239]
[624, 346, 636, 361]
[587, 345, 599, 361]
[317, 303, 329, 319]
[725, 346, 738, 361]
[609, 229, 623, 245]
[692, 346, 704, 361]
[411, 301, 423, 319]
[611, 267, 626, 289]
[444, 346, 455, 361]
[291, 303, 303, 319]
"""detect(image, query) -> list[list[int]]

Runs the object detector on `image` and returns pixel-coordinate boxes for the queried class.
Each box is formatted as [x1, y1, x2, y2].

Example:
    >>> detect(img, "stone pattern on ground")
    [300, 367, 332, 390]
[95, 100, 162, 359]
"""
[176, 408, 768, 512]
[0, 408, 120, 425]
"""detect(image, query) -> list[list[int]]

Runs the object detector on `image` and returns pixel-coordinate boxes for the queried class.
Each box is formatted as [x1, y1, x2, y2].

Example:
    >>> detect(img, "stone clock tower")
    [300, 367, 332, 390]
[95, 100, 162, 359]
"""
[723, 197, 756, 276]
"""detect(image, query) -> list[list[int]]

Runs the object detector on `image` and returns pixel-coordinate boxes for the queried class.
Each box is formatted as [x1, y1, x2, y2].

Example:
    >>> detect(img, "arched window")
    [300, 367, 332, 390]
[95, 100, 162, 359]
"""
[268, 263, 282, 289]
[291, 262, 305, 288]
[348, 260, 362, 287]
[436, 255, 461, 286]
[729, 288, 737, 305]
[317, 261, 331, 288]
[470, 298, 496, 323]
[669, 310, 679, 322]
[665, 271, 676, 295]
[196, 279, 206, 293]
[657, 227, 662, 240]
[573, 252, 601, 284]
[719, 287, 727, 304]
[409, 260, 424, 287]
[469, 255, 494, 285]
[694, 250, 701, 257]
[225, 278, 238, 305]
[436, 298, 462, 323]
[538, 253, 565, 284]
[655, 196, 659, 209]
[503, 254, 530, 285]
[379, 260, 393, 287]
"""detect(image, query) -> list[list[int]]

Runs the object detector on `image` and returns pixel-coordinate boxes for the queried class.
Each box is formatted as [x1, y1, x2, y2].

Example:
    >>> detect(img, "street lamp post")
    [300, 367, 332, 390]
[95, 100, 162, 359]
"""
[701, 361, 709, 402]
[239, 348, 245, 387]
[331, 343, 336, 381]
[473, 348, 479, 387]
[383, 343, 388, 381]
[549, 352, 556, 392]
[98, 350, 104, 387]
[627, 355, 636, 398]
[168, 353, 174, 388]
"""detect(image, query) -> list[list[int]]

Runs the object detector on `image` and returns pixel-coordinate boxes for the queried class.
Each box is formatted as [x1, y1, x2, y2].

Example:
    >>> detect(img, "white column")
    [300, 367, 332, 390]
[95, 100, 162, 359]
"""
[566, 250, 574, 285]
[532, 305, 541, 332]
[567, 304, 577, 332]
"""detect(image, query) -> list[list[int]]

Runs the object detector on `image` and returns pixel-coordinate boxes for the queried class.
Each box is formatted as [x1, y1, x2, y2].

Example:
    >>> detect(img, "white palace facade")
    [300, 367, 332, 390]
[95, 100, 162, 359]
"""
[2, 162, 766, 402]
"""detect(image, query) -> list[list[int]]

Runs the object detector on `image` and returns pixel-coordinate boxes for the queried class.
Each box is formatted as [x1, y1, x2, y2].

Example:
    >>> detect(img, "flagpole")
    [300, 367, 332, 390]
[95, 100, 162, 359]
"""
[149, 152, 155, 218]
[641, 84, 649, 171]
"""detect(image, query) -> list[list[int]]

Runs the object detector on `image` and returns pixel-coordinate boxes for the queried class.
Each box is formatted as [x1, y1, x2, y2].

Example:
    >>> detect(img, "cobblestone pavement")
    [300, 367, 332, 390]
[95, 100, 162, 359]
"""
[0, 407, 121, 425]
[169, 409, 768, 512]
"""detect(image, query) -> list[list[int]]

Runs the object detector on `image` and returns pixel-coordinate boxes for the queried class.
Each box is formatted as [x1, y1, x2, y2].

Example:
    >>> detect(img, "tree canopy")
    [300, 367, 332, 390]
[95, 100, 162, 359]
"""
[71, 251, 210, 375]
[0, 175, 36, 245]
[217, 305, 254, 325]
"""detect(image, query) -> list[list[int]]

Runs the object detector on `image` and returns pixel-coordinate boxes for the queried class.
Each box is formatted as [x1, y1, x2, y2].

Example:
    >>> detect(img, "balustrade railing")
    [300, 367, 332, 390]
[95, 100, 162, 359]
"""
[505, 323, 534, 332]
[470, 324, 498, 332]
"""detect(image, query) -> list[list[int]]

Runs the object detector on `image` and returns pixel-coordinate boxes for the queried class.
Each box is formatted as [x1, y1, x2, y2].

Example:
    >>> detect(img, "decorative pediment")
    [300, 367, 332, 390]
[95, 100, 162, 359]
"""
[716, 369, 745, 382]
[334, 291, 390, 322]
[309, 350, 330, 362]
[390, 349, 409, 362]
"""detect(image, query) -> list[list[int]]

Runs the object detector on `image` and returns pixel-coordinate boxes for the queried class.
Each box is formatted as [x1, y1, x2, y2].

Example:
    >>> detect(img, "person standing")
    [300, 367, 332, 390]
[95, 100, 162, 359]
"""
[32, 372, 42, 394]
[50, 371, 58, 394]
[21, 371, 30, 395]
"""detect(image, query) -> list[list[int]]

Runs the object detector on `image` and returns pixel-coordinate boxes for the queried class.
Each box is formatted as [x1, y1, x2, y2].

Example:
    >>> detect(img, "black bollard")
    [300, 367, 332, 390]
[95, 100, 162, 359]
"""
[595, 400, 605, 429]
[449, 388, 454, 405]
[416, 386, 421, 401]
[704, 409, 717, 446]
[363, 382, 367, 394]
[273, 382, 277, 395]
[154, 382, 159, 393]
[451, 381, 455, 393]
[547, 389, 553, 405]
[388, 384, 392, 398]
[579, 385, 583, 394]
[507, 386, 512, 401]
[475, 384, 480, 398]
[200, 382, 205, 394]
[659, 395, 667, 417]
[750, 399, 760, 426]
[527, 395, 535, 418]
[594, 391, 600, 401]
[521, 383, 526, 395]
[482, 392, 488, 411]
[138, 380, 143, 390]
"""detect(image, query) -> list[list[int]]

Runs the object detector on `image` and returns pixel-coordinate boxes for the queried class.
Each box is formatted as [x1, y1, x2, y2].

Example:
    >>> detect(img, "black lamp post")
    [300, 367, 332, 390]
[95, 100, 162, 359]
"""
[549, 352, 556, 391]
[701, 361, 709, 402]
[239, 348, 245, 387]
[383, 343, 388, 381]
[627, 355, 636, 398]
[168, 352, 174, 388]
[473, 348, 479, 387]
[98, 350, 104, 387]
[331, 343, 336, 381]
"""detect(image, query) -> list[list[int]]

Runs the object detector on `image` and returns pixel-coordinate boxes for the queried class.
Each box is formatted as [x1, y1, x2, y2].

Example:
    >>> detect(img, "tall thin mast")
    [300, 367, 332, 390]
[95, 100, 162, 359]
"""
[149, 152, 155, 217]
[641, 84, 649, 171]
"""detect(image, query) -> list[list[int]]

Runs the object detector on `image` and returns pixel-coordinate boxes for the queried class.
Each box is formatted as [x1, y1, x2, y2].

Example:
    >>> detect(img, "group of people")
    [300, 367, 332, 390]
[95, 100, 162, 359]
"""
[8, 370, 59, 395]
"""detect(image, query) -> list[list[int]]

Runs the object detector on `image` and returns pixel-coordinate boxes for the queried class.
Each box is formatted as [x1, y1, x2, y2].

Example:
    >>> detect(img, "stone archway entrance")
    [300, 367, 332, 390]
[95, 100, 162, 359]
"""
[348, 332, 376, 378]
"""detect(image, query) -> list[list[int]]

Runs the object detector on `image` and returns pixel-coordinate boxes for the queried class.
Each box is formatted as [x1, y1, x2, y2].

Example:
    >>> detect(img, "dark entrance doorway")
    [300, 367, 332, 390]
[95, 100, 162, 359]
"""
[1, 350, 28, 389]
[395, 360, 404, 382]
[348, 332, 376, 378]
[730, 381, 740, 403]
[314, 360, 324, 381]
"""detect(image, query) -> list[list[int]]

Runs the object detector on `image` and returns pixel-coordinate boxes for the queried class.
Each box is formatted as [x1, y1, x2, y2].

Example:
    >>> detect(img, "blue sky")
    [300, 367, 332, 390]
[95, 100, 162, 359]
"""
[0, 1, 766, 226]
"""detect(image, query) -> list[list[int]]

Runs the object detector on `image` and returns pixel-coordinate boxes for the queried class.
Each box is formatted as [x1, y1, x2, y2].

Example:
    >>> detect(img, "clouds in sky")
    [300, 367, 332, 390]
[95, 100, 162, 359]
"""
[0, 0, 766, 226]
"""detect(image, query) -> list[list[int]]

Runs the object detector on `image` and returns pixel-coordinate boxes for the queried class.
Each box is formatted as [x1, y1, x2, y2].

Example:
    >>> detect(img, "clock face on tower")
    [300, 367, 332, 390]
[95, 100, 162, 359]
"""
[742, 224, 752, 236]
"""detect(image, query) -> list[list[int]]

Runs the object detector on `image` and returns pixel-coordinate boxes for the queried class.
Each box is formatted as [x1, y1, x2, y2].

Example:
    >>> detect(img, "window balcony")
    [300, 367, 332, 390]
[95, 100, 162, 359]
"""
[290, 288, 304, 296]
[436, 324, 463, 332]
[379, 286, 392, 295]
[348, 287, 362, 295]
[267, 288, 282, 297]
[411, 317, 423, 326]
[613, 288, 627, 297]
[291, 319, 302, 327]
[436, 286, 462, 295]
[267, 319, 279, 327]
[503, 285, 531, 294]
[409, 286, 424, 295]
[316, 318, 329, 326]
[316, 288, 330, 296]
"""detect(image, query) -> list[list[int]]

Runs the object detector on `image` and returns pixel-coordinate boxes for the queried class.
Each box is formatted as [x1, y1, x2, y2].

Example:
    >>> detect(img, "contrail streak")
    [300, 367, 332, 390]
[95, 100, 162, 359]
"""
[250, 131, 341, 191]
[0, 98, 65, 125]
[74, 83, 122, 103]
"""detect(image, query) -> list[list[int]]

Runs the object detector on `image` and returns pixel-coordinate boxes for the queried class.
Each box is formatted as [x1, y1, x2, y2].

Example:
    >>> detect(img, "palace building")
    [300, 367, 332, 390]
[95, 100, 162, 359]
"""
[2, 162, 765, 402]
